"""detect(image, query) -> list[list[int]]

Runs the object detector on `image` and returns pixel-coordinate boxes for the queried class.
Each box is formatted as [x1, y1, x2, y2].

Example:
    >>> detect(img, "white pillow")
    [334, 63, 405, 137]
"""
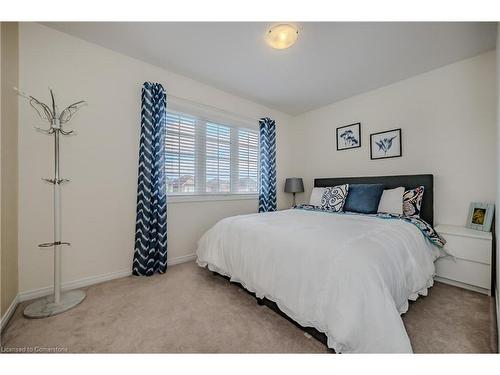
[309, 187, 327, 206]
[377, 187, 405, 215]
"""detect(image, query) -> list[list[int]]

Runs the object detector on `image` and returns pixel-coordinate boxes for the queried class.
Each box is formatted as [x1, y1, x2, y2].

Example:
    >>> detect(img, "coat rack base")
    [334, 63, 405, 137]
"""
[23, 290, 86, 318]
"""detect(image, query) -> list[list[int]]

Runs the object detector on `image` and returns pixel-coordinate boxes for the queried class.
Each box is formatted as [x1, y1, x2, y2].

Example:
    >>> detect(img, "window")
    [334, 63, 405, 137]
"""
[165, 110, 259, 196]
[165, 112, 196, 193]
[206, 123, 231, 193]
[237, 129, 259, 193]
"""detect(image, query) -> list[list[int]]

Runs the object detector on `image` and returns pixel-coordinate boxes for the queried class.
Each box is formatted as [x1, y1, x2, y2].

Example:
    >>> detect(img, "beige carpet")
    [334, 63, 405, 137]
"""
[1, 261, 497, 353]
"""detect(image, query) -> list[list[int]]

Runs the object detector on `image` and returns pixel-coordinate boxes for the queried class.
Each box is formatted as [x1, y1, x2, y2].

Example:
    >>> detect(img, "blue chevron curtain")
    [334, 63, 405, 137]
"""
[258, 117, 277, 213]
[132, 82, 168, 276]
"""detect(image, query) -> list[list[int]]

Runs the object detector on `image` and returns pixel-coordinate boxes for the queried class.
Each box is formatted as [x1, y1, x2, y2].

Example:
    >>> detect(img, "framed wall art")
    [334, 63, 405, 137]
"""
[336, 122, 361, 151]
[370, 128, 402, 160]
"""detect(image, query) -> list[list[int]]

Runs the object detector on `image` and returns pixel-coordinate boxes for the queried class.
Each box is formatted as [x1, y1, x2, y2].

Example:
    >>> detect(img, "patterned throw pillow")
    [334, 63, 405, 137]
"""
[320, 184, 349, 212]
[403, 186, 424, 217]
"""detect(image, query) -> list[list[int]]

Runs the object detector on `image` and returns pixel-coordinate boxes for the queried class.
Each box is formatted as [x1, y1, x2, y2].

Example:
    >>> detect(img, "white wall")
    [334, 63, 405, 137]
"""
[18, 23, 293, 294]
[289, 51, 497, 226]
[496, 23, 499, 351]
[1, 22, 19, 317]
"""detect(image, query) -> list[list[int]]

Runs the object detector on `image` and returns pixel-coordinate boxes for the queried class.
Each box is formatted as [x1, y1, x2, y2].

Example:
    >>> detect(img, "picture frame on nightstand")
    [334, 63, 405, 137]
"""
[466, 202, 494, 232]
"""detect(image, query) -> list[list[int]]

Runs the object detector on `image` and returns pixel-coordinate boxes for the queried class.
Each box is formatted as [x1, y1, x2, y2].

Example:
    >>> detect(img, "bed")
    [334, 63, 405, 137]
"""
[196, 174, 443, 353]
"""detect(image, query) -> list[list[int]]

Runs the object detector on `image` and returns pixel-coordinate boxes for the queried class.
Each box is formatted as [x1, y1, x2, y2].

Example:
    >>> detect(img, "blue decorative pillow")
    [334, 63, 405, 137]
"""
[343, 184, 385, 214]
[320, 184, 349, 212]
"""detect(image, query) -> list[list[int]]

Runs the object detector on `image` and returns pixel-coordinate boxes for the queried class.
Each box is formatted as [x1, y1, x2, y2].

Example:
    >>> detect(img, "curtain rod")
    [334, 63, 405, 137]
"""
[167, 93, 262, 124]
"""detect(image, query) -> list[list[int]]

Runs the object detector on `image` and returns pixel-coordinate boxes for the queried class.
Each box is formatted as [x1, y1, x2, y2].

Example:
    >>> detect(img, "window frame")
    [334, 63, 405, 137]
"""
[165, 107, 260, 202]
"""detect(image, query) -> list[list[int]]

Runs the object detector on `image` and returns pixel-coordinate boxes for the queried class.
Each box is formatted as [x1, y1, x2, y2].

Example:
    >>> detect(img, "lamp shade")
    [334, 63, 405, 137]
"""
[284, 178, 304, 193]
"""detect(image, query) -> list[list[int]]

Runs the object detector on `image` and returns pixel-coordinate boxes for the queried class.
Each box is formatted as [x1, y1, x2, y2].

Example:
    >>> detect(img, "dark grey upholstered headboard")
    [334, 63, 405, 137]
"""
[314, 174, 434, 226]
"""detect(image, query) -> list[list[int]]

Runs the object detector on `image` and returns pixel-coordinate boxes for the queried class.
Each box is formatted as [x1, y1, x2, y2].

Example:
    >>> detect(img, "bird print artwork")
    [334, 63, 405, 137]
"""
[370, 129, 401, 159]
[375, 136, 397, 155]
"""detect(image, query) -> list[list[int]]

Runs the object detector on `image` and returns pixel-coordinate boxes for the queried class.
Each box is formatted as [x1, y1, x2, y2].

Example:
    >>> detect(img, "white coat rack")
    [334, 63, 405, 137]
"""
[16, 88, 87, 318]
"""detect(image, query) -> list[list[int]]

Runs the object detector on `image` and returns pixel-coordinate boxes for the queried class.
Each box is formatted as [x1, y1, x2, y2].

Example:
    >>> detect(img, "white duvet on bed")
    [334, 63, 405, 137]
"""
[196, 209, 441, 353]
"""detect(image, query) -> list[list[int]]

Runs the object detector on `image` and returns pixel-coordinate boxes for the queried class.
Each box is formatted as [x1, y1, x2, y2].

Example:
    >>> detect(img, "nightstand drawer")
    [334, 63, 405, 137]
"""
[435, 257, 490, 289]
[440, 233, 491, 264]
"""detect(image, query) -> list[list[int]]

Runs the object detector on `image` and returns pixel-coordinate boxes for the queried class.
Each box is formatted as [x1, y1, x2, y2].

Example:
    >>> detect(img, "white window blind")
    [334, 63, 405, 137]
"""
[165, 112, 196, 193]
[165, 110, 259, 195]
[206, 123, 231, 193]
[237, 129, 259, 193]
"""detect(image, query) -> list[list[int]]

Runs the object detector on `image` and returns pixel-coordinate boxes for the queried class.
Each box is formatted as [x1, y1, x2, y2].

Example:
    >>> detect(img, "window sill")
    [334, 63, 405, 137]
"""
[167, 194, 258, 204]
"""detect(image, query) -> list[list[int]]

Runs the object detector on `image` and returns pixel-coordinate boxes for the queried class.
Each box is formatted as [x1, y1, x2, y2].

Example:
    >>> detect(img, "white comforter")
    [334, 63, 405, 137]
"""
[196, 209, 441, 353]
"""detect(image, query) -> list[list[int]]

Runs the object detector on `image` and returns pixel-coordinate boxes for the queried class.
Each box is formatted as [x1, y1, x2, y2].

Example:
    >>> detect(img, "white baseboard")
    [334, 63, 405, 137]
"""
[167, 253, 196, 266]
[1, 294, 19, 333]
[18, 253, 197, 303]
[18, 268, 132, 302]
[434, 276, 490, 295]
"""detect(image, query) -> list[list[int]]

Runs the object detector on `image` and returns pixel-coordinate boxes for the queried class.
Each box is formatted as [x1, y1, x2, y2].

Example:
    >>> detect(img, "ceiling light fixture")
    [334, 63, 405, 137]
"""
[266, 24, 299, 50]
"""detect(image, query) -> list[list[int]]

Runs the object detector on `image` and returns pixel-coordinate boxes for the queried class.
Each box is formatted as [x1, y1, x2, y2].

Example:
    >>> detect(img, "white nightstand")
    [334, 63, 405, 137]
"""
[434, 224, 492, 295]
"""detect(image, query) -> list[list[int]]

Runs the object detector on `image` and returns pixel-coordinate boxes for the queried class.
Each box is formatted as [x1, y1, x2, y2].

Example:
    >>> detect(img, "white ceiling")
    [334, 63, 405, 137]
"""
[43, 22, 497, 115]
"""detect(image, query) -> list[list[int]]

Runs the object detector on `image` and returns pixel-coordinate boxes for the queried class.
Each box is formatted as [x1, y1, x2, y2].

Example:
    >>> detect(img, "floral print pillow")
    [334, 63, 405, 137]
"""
[403, 186, 424, 218]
